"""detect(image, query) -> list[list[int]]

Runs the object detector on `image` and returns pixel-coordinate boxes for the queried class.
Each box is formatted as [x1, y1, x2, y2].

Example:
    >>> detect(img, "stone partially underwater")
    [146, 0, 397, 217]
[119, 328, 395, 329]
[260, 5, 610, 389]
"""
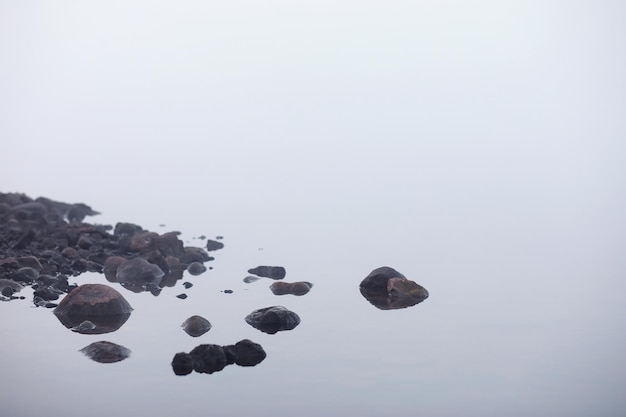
[181, 315, 212, 337]
[171, 339, 266, 376]
[245, 306, 300, 334]
[359, 266, 429, 310]
[80, 341, 131, 363]
[53, 283, 133, 334]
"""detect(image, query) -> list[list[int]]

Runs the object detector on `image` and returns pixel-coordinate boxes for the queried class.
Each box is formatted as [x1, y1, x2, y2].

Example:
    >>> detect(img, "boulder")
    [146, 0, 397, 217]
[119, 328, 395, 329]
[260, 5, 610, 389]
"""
[224, 339, 266, 367]
[53, 284, 133, 334]
[172, 339, 266, 376]
[245, 306, 300, 334]
[359, 266, 406, 288]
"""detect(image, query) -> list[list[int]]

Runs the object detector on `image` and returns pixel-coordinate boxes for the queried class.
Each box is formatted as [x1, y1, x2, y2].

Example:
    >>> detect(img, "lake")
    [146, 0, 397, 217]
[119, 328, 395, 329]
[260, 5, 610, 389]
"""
[1, 2, 625, 416]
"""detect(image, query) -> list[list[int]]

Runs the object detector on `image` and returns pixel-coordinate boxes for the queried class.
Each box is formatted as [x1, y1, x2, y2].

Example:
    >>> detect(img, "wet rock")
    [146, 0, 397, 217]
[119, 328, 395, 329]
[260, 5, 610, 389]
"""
[245, 306, 300, 334]
[80, 341, 131, 363]
[53, 284, 133, 334]
[16, 256, 43, 271]
[33, 285, 61, 301]
[223, 289, 233, 294]
[103, 256, 126, 282]
[0, 279, 24, 296]
[154, 232, 185, 258]
[14, 267, 39, 283]
[270, 281, 313, 296]
[205, 240, 224, 251]
[359, 267, 429, 310]
[248, 266, 286, 280]
[183, 281, 193, 289]
[176, 293, 187, 299]
[181, 315, 212, 337]
[187, 262, 206, 276]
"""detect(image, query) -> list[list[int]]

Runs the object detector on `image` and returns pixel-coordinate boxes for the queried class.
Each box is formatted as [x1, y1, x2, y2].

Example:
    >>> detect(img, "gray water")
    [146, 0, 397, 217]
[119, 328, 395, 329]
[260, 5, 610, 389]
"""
[2, 2, 626, 416]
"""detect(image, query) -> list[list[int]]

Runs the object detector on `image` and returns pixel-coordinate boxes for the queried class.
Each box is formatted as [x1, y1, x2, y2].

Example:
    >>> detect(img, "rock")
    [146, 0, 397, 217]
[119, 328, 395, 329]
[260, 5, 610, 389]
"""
[172, 352, 194, 375]
[189, 344, 228, 374]
[53, 284, 133, 334]
[359, 266, 406, 288]
[205, 240, 224, 251]
[172, 339, 266, 376]
[243, 275, 260, 283]
[224, 339, 266, 367]
[245, 306, 300, 334]
[103, 256, 126, 282]
[176, 293, 187, 299]
[183, 281, 193, 289]
[269, 281, 313, 296]
[359, 267, 429, 310]
[247, 266, 286, 280]
[187, 262, 206, 276]
[80, 341, 131, 363]
[71, 320, 97, 333]
[115, 257, 165, 291]
[181, 315, 212, 337]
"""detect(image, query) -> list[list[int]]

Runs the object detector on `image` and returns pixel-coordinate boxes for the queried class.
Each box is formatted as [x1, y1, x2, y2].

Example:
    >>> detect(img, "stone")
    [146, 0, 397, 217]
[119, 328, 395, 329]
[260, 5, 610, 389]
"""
[172, 352, 194, 375]
[359, 267, 429, 310]
[80, 341, 131, 363]
[187, 262, 206, 276]
[53, 284, 133, 334]
[243, 275, 260, 283]
[248, 266, 286, 280]
[245, 306, 300, 334]
[224, 339, 266, 367]
[359, 266, 406, 288]
[270, 281, 313, 296]
[181, 315, 212, 337]
[115, 257, 165, 290]
[103, 256, 126, 282]
[205, 239, 224, 251]
[172, 339, 266, 376]
[71, 320, 97, 333]
[189, 344, 228, 374]
[176, 293, 187, 299]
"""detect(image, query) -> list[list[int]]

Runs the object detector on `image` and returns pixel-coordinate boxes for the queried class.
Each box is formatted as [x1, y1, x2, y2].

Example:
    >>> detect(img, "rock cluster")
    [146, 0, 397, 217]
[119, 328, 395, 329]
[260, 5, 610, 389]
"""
[0, 193, 217, 305]
[269, 281, 313, 296]
[171, 339, 266, 375]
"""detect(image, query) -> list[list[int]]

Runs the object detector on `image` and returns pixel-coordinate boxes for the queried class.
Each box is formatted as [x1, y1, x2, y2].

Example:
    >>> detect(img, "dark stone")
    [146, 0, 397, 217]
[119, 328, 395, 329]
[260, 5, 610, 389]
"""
[359, 267, 429, 310]
[181, 315, 212, 337]
[270, 281, 313, 296]
[245, 306, 300, 334]
[187, 262, 206, 276]
[33, 286, 61, 301]
[172, 352, 194, 375]
[243, 275, 260, 284]
[226, 339, 266, 367]
[176, 293, 187, 299]
[183, 281, 193, 289]
[189, 344, 228, 374]
[223, 289, 233, 294]
[115, 257, 164, 291]
[53, 284, 133, 334]
[172, 339, 265, 376]
[205, 239, 224, 251]
[247, 266, 286, 280]
[359, 266, 406, 289]
[80, 341, 131, 363]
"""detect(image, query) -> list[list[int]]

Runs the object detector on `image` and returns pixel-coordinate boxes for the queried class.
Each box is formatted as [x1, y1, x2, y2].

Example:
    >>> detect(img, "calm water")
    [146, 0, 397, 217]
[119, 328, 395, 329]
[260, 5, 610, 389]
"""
[2, 2, 625, 416]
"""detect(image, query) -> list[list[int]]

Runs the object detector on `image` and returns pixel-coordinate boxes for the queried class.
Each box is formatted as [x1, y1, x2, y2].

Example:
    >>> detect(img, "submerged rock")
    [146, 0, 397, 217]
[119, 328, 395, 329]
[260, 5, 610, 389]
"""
[243, 275, 260, 284]
[248, 266, 286, 280]
[359, 267, 429, 310]
[205, 240, 224, 251]
[187, 262, 206, 276]
[245, 306, 300, 334]
[269, 281, 313, 296]
[181, 315, 212, 337]
[80, 341, 131, 363]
